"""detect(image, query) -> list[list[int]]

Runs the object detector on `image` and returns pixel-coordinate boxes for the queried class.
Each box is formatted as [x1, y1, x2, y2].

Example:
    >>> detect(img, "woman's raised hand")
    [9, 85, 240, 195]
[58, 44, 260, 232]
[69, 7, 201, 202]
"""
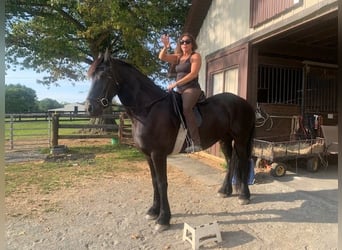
[161, 34, 170, 48]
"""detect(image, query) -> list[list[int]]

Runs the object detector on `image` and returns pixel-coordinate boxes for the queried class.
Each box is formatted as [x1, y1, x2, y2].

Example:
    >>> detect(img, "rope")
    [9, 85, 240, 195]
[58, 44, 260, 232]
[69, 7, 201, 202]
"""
[255, 103, 273, 130]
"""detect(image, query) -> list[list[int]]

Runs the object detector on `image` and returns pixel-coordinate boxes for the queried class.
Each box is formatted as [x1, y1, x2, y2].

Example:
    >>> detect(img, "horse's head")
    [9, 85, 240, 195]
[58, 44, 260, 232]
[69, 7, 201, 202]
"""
[85, 51, 119, 116]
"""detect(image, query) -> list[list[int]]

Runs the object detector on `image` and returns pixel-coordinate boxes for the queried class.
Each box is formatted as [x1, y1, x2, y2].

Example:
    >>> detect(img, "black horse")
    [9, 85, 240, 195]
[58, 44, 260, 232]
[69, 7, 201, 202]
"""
[85, 52, 255, 231]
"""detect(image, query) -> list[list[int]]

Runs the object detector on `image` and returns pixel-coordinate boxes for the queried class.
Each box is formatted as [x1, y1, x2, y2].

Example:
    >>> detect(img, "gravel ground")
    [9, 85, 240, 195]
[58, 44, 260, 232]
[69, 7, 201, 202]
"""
[5, 151, 338, 249]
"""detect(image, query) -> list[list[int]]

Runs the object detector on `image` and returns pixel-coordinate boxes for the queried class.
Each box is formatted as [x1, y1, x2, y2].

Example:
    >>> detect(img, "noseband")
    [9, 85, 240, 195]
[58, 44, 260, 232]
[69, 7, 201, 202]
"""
[99, 97, 110, 108]
[91, 80, 120, 108]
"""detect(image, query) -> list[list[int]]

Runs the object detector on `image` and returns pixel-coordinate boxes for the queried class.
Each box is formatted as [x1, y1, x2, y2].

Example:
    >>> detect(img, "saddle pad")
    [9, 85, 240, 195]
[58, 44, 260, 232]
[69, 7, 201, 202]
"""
[171, 125, 188, 154]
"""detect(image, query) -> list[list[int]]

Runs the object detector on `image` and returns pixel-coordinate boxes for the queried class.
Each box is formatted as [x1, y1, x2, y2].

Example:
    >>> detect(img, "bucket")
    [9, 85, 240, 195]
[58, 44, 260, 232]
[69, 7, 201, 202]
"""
[111, 138, 118, 145]
[232, 159, 255, 185]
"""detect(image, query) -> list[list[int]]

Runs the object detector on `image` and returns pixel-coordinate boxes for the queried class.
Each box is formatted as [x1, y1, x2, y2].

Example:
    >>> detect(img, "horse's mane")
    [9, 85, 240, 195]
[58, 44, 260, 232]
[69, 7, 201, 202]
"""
[87, 56, 103, 78]
[87, 55, 166, 95]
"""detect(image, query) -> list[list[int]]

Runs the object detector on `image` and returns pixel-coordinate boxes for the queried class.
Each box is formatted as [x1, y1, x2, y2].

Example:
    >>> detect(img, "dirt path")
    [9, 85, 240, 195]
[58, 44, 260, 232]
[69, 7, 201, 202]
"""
[5, 151, 338, 249]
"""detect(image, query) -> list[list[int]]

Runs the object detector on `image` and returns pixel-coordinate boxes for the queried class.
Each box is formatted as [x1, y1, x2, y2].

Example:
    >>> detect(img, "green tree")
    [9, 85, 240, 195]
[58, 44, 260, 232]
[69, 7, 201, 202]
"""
[5, 84, 37, 113]
[37, 98, 63, 112]
[5, 0, 190, 85]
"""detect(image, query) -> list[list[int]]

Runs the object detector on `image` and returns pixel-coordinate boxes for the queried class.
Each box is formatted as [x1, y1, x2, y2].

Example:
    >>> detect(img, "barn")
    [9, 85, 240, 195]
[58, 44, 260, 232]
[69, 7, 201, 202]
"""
[182, 0, 338, 157]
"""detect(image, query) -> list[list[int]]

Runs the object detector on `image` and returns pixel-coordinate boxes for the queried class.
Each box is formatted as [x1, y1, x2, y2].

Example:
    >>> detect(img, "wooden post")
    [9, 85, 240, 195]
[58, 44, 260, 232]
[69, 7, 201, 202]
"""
[51, 113, 59, 147]
[10, 114, 14, 150]
[118, 112, 124, 143]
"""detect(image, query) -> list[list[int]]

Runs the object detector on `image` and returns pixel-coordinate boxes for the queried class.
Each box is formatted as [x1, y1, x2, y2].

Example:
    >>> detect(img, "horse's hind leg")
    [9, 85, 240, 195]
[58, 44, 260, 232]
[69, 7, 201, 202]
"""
[234, 143, 251, 204]
[218, 139, 233, 197]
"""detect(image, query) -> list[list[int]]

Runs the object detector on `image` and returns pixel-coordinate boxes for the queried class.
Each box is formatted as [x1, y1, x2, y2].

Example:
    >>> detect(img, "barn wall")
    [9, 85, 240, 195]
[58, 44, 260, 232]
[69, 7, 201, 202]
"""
[195, 0, 338, 93]
[196, 0, 250, 90]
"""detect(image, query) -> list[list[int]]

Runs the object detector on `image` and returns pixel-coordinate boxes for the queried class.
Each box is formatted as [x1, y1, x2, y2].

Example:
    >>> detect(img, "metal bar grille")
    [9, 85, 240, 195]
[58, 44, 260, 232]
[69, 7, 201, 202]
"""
[305, 67, 337, 113]
[257, 64, 302, 105]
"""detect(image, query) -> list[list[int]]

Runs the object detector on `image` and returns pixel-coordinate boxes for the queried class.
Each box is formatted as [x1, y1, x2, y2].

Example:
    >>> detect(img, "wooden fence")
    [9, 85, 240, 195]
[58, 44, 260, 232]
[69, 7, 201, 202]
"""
[5, 114, 51, 150]
[5, 112, 133, 151]
[51, 112, 133, 147]
[5, 113, 51, 122]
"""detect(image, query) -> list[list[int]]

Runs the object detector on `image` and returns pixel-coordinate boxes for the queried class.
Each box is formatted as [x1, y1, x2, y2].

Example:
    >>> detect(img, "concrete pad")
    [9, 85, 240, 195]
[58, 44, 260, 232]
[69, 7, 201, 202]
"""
[168, 154, 224, 186]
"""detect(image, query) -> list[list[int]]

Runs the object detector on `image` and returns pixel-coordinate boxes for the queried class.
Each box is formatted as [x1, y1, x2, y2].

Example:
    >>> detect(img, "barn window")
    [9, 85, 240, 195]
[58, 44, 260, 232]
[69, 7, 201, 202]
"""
[213, 67, 239, 95]
[224, 67, 239, 94]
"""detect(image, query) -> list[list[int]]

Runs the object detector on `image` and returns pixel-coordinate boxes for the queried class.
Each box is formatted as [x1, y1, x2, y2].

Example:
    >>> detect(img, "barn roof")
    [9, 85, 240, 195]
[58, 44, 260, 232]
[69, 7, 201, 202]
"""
[183, 0, 211, 38]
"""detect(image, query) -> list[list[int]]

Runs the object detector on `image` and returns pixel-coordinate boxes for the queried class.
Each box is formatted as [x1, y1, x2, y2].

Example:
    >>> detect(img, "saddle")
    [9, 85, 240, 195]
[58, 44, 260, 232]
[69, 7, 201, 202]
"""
[171, 91, 206, 127]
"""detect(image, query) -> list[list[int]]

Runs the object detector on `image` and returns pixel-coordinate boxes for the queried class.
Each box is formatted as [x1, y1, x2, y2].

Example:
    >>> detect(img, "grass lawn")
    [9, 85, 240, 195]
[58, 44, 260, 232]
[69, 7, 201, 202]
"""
[5, 144, 145, 196]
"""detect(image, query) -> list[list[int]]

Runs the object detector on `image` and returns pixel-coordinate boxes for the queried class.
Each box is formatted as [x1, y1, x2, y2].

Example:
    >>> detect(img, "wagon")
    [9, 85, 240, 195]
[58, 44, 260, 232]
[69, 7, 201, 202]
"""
[252, 137, 325, 177]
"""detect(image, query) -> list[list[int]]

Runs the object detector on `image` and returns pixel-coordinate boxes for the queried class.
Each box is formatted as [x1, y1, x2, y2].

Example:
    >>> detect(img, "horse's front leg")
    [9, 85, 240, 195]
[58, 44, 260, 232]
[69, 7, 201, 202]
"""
[146, 153, 170, 231]
[145, 156, 160, 220]
[152, 152, 170, 231]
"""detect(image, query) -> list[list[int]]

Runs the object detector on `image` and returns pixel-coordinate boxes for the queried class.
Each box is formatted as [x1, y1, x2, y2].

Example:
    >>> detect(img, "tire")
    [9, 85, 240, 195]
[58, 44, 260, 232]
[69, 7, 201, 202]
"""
[270, 162, 286, 177]
[255, 158, 264, 168]
[306, 157, 320, 172]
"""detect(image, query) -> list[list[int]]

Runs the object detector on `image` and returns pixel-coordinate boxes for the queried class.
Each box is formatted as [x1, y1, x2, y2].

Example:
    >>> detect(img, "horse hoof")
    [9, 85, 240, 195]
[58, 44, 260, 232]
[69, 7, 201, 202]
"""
[154, 224, 170, 232]
[217, 192, 228, 198]
[145, 214, 158, 220]
[238, 198, 250, 205]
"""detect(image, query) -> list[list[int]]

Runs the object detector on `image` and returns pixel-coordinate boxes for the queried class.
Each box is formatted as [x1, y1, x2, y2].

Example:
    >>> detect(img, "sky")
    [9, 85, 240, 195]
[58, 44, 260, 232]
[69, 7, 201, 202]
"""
[5, 68, 91, 104]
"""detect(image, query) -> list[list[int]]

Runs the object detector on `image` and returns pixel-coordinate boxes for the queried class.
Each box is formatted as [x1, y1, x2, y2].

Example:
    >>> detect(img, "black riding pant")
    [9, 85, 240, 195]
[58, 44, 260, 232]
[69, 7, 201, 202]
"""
[181, 87, 202, 145]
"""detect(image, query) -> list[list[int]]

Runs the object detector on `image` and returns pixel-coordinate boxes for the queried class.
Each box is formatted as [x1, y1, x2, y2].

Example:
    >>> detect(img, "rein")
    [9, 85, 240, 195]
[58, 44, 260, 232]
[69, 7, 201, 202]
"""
[126, 93, 169, 115]
[93, 76, 168, 113]
[91, 57, 169, 115]
[171, 91, 192, 148]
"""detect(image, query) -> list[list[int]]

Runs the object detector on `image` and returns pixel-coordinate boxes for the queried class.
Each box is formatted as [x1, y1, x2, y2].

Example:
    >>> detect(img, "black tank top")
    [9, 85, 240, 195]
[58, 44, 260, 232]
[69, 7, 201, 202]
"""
[175, 52, 200, 93]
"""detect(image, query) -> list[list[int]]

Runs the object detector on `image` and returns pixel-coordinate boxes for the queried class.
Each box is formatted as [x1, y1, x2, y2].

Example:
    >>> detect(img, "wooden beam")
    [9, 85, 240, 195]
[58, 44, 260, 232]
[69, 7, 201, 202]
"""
[183, 0, 212, 37]
[258, 40, 337, 63]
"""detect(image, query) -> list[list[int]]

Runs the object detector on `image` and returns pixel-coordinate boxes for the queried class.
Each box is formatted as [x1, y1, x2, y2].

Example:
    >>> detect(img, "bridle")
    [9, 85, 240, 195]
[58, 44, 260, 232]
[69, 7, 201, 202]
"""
[98, 97, 110, 108]
[90, 70, 120, 108]
[89, 59, 168, 112]
[94, 81, 119, 108]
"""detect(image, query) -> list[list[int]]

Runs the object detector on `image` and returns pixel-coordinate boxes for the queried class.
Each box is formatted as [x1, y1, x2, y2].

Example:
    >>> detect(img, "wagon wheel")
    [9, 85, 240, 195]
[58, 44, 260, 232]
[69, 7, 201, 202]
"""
[255, 158, 265, 168]
[306, 156, 320, 172]
[270, 162, 286, 177]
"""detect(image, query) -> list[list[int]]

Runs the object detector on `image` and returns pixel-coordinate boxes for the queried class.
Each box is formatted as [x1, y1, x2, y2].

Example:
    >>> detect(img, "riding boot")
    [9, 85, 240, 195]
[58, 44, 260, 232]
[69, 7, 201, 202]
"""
[184, 110, 202, 153]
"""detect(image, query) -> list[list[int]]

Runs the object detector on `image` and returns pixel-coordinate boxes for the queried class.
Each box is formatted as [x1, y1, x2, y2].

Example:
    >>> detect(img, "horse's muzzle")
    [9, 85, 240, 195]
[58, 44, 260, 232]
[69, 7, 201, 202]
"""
[85, 100, 102, 116]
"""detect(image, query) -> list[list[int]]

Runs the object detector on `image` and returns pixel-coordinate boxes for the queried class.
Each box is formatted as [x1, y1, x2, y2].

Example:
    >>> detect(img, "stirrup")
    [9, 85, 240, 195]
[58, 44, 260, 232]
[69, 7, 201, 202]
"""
[185, 144, 202, 153]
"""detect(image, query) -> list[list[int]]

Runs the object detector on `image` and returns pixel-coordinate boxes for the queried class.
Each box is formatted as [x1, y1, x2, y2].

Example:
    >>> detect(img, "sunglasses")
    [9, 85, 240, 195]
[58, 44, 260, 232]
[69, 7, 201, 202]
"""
[179, 39, 192, 45]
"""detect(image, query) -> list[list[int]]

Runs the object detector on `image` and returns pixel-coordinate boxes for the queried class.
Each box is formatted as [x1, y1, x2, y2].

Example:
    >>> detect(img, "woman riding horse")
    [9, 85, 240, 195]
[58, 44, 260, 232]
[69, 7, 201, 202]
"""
[159, 33, 203, 153]
[86, 51, 255, 232]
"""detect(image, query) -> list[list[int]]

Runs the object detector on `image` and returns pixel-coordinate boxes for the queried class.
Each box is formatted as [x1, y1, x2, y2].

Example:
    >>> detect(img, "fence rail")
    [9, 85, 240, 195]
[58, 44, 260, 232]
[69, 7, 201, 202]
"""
[5, 112, 133, 151]
[118, 113, 133, 145]
[51, 112, 133, 147]
[5, 114, 51, 151]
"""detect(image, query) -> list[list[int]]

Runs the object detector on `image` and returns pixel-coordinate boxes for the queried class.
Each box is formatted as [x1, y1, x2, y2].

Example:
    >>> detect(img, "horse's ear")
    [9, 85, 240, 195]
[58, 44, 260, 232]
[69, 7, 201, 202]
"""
[104, 48, 111, 62]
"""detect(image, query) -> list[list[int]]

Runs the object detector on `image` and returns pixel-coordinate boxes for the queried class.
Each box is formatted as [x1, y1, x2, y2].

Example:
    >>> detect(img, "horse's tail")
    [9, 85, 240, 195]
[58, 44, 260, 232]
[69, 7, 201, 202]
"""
[246, 124, 255, 159]
[230, 124, 255, 186]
